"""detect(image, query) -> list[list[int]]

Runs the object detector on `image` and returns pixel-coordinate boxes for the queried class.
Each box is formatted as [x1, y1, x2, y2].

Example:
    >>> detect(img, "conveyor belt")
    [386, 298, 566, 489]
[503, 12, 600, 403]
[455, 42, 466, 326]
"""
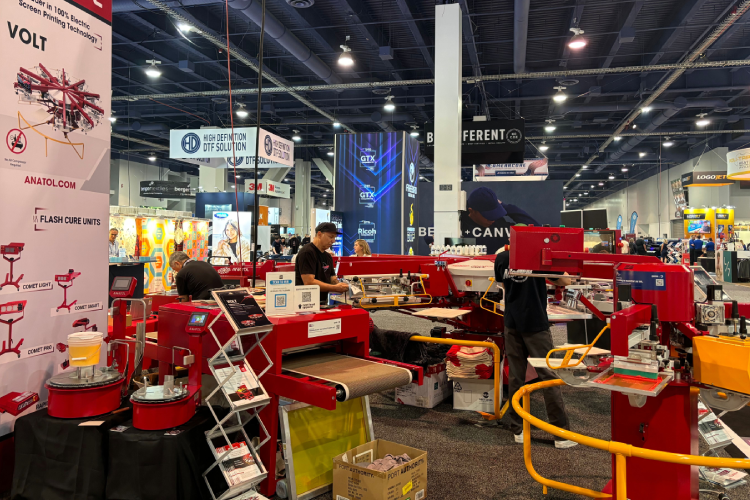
[282, 352, 413, 401]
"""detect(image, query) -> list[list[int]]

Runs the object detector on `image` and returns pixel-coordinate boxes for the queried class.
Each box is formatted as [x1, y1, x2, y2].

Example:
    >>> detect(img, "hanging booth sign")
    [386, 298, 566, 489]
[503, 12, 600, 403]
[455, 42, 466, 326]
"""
[680, 171, 733, 187]
[424, 120, 525, 164]
[727, 147, 750, 180]
[245, 179, 290, 199]
[474, 158, 548, 180]
[139, 181, 192, 199]
[169, 127, 294, 167]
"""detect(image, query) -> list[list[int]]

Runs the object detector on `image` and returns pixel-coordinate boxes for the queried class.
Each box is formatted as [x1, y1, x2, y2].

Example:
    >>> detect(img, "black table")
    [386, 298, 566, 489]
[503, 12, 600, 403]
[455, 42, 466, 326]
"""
[12, 405, 228, 500]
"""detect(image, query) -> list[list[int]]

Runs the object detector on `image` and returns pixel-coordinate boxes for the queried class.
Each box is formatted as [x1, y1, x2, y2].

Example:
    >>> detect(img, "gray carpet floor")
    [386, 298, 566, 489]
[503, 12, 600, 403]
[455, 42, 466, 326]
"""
[284, 298, 750, 500]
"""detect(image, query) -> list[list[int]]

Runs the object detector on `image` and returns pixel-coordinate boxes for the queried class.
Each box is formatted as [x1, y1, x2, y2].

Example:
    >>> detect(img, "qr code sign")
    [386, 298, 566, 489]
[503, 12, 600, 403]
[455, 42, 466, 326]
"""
[416, 489, 425, 500]
[656, 279, 664, 287]
[302, 291, 312, 303]
[275, 295, 286, 307]
[336, 496, 350, 500]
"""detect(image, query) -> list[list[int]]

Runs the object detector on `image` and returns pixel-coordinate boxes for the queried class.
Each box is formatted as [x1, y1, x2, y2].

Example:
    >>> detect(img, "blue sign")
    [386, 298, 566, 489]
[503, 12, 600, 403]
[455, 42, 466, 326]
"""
[181, 133, 201, 154]
[616, 215, 622, 230]
[616, 270, 666, 291]
[629, 211, 638, 234]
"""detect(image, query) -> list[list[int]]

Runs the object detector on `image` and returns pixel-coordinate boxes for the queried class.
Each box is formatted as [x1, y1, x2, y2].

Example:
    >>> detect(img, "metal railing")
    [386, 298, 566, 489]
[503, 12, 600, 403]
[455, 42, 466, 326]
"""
[511, 379, 750, 499]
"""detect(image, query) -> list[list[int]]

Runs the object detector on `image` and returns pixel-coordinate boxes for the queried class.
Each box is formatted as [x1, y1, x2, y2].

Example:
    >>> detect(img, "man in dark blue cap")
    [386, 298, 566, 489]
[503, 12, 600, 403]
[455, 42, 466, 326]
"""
[459, 186, 539, 253]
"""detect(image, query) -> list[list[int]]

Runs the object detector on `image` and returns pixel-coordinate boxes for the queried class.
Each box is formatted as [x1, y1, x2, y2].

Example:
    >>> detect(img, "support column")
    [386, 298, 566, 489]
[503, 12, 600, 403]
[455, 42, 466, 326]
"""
[199, 167, 227, 192]
[434, 3, 463, 246]
[263, 167, 291, 182]
[294, 159, 311, 237]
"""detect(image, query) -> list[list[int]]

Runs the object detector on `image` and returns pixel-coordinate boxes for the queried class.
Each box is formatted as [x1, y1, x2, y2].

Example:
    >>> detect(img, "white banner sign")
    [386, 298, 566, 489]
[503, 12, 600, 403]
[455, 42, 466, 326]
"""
[170, 127, 294, 167]
[0, 0, 112, 436]
[244, 179, 291, 198]
[474, 158, 548, 180]
[727, 147, 750, 180]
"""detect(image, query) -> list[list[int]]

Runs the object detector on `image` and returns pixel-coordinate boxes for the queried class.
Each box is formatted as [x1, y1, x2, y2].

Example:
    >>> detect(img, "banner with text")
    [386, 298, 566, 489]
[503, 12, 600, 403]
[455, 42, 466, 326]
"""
[0, 0, 112, 435]
[170, 127, 294, 167]
[474, 158, 548, 180]
[425, 119, 525, 164]
[140, 180, 192, 199]
[244, 179, 291, 198]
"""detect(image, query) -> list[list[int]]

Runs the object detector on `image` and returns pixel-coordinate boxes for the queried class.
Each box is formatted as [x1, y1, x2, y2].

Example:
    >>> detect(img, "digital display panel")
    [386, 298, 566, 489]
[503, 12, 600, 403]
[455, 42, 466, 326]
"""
[688, 221, 711, 234]
[112, 277, 134, 291]
[188, 312, 209, 327]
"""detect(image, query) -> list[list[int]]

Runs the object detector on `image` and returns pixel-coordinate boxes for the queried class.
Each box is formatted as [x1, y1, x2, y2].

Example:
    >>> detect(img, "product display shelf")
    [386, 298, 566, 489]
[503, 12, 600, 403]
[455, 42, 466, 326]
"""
[202, 312, 274, 500]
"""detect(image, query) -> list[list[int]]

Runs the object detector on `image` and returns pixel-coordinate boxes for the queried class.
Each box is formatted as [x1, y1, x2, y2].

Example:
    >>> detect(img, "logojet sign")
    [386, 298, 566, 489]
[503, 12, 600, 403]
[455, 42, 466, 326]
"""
[425, 119, 525, 163]
[681, 171, 733, 187]
[170, 127, 294, 167]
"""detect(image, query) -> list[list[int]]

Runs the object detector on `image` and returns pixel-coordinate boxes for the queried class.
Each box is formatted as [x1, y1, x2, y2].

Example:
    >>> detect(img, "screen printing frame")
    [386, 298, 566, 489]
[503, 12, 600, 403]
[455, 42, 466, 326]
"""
[278, 397, 374, 500]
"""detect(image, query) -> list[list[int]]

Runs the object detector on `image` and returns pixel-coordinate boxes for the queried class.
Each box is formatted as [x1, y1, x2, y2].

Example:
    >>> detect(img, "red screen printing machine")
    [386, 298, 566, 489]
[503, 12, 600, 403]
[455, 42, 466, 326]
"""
[505, 226, 750, 499]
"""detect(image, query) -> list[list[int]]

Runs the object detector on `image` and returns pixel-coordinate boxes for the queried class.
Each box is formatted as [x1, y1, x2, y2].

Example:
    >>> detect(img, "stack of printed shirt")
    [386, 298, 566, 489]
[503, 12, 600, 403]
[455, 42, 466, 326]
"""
[446, 345, 493, 379]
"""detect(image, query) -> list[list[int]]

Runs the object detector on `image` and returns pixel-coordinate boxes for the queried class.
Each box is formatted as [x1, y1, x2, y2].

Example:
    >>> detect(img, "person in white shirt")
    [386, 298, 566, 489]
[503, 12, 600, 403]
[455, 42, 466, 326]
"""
[352, 239, 372, 257]
[108, 228, 120, 257]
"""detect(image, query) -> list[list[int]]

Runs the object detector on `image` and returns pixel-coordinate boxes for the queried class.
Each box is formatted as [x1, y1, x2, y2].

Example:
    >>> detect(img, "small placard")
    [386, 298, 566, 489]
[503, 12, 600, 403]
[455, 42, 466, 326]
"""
[439, 184, 453, 191]
[308, 318, 342, 338]
[266, 272, 295, 316]
[295, 285, 320, 314]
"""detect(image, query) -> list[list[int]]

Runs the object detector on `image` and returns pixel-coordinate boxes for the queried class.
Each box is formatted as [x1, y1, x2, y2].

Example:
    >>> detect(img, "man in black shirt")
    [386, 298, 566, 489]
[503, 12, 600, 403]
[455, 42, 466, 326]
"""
[169, 251, 224, 300]
[494, 250, 576, 449]
[289, 235, 300, 255]
[272, 237, 282, 255]
[295, 223, 349, 302]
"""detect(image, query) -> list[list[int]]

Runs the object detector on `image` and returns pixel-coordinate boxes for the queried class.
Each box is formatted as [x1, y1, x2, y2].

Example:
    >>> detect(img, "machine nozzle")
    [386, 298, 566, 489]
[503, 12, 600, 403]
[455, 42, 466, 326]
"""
[732, 301, 740, 320]
[649, 304, 659, 342]
[740, 316, 747, 339]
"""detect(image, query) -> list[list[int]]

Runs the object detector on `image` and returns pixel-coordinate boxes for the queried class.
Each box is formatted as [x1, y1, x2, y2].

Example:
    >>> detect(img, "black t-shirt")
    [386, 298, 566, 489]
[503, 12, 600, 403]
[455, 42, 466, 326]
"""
[272, 241, 281, 253]
[494, 251, 560, 333]
[295, 243, 334, 302]
[175, 260, 225, 300]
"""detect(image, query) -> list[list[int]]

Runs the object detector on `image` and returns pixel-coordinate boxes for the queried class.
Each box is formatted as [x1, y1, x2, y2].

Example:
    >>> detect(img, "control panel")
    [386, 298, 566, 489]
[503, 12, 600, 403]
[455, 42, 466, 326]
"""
[110, 276, 137, 298]
[185, 311, 211, 334]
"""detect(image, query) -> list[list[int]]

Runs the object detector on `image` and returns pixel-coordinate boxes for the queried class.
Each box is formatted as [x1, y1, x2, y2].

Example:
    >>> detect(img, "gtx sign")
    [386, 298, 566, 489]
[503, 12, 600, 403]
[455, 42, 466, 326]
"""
[680, 171, 733, 187]
[424, 119, 525, 164]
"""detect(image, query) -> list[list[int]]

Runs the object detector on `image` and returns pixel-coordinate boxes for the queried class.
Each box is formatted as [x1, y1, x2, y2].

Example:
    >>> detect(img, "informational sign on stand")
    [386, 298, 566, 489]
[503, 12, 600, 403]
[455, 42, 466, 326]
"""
[266, 272, 295, 316]
[294, 285, 320, 314]
[0, 0, 113, 436]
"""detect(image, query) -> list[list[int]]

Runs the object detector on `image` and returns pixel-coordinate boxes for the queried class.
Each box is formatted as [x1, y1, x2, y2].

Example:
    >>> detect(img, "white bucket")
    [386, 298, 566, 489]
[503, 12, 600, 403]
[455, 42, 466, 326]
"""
[67, 332, 104, 366]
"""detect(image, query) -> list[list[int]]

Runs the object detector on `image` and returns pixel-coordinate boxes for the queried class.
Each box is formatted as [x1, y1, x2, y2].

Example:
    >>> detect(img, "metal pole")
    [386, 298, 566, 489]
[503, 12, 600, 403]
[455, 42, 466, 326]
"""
[251, 0, 266, 288]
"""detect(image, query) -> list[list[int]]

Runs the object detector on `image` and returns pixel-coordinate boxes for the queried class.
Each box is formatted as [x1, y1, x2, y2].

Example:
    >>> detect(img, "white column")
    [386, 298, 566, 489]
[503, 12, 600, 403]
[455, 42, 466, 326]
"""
[294, 159, 311, 236]
[199, 167, 227, 192]
[434, 3, 463, 246]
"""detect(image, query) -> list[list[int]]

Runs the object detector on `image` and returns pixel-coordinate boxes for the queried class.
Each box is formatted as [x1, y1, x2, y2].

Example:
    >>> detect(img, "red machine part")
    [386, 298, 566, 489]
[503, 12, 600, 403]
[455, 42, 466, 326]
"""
[0, 242, 24, 291]
[0, 391, 39, 416]
[613, 262, 695, 323]
[55, 270, 81, 312]
[131, 390, 200, 431]
[46, 380, 123, 418]
[0, 300, 25, 358]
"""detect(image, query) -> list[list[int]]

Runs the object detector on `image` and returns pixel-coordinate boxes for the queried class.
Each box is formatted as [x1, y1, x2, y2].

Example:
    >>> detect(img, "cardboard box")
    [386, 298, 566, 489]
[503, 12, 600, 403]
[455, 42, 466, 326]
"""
[452, 378, 495, 412]
[333, 440, 427, 500]
[395, 364, 451, 409]
[107, 314, 132, 328]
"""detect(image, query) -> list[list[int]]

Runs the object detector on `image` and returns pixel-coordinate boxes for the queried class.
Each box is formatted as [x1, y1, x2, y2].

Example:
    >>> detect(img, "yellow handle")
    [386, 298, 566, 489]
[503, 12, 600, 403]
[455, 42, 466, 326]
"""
[546, 324, 610, 370]
[479, 277, 504, 317]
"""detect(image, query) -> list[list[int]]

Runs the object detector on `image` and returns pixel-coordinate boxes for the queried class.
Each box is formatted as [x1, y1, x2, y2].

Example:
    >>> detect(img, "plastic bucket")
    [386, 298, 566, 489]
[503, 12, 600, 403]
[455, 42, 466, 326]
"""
[67, 332, 104, 366]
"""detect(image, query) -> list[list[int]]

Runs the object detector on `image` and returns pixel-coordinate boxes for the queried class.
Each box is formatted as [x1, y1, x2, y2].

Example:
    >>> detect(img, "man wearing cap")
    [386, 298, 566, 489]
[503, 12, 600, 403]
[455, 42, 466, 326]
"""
[460, 187, 539, 253]
[295, 222, 349, 303]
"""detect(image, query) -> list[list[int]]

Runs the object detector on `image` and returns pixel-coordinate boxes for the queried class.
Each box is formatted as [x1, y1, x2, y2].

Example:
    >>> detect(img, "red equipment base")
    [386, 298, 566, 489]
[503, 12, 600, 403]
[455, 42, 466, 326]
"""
[131, 387, 199, 430]
[46, 379, 124, 418]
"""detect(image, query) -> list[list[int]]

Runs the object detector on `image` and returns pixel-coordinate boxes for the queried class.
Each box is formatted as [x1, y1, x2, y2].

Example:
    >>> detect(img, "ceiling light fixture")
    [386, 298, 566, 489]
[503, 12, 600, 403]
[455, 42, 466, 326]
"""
[696, 113, 710, 127]
[544, 119, 556, 133]
[338, 36, 354, 66]
[614, 136, 622, 142]
[552, 86, 567, 103]
[590, 184, 594, 188]
[575, 173, 580, 177]
[410, 125, 419, 137]
[327, 151, 334, 156]
[236, 103, 249, 118]
[384, 95, 396, 112]
[145, 59, 162, 78]
[581, 165, 587, 169]
[178, 23, 191, 32]
[639, 152, 646, 158]
[622, 167, 628, 172]
[663, 137, 673, 147]
[641, 106, 652, 113]
[148, 155, 156, 161]
[332, 120, 341, 128]
[568, 27, 586, 49]
[292, 130, 301, 142]
[584, 192, 588, 195]
[598, 182, 604, 186]
[109, 116, 116, 123]
[632, 124, 637, 129]
[539, 141, 549, 152]
[608, 175, 615, 180]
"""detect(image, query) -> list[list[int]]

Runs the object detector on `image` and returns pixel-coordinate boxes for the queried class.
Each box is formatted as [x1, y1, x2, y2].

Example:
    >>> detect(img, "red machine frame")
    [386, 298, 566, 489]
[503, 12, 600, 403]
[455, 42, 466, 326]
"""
[0, 243, 24, 291]
[0, 300, 25, 358]
[55, 269, 81, 312]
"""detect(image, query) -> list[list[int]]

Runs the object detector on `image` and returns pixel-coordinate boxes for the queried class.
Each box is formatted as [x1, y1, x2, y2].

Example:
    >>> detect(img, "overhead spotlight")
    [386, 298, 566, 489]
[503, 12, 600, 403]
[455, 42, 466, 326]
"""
[109, 116, 117, 123]
[292, 130, 302, 142]
[639, 152, 646, 158]
[614, 136, 622, 142]
[663, 137, 674, 147]
[145, 59, 162, 78]
[622, 167, 628, 172]
[696, 113, 710, 127]
[231, 185, 235, 189]
[641, 106, 652, 113]
[333, 120, 341, 128]
[338, 35, 354, 66]
[552, 86, 567, 103]
[236, 174, 241, 179]
[568, 27, 586, 49]
[581, 165, 587, 170]
[236, 103, 249, 118]
[384, 95, 396, 112]
[563, 186, 567, 189]
[598, 182, 604, 186]
[178, 23, 191, 32]
[327, 151, 334, 156]
[410, 126, 419, 137]
[584, 192, 588, 195]
[574, 198, 578, 202]
[148, 155, 156, 161]
[590, 184, 594, 188]
[608, 175, 615, 180]
[539, 141, 549, 152]
[545, 125, 556, 132]
[575, 173, 580, 177]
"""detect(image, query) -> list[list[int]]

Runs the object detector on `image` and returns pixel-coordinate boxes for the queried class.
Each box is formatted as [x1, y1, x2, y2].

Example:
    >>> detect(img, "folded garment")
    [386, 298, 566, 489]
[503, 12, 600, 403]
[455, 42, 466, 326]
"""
[446, 345, 494, 379]
[366, 453, 412, 472]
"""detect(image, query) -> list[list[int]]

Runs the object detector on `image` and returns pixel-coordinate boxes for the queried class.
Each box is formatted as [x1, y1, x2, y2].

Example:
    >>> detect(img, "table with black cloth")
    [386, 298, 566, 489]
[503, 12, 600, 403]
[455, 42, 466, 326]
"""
[12, 405, 228, 500]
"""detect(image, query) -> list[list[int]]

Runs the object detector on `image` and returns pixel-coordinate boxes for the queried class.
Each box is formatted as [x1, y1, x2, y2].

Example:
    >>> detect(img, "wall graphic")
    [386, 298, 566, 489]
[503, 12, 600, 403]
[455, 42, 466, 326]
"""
[0, 0, 112, 436]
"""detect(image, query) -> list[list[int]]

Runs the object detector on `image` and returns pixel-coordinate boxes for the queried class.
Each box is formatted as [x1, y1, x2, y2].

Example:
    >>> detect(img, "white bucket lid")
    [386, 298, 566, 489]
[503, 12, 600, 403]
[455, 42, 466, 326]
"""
[67, 332, 104, 344]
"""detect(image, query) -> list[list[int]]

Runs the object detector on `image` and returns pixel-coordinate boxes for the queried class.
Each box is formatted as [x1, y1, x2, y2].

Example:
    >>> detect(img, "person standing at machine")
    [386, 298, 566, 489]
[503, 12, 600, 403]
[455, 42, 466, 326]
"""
[295, 222, 349, 303]
[169, 251, 224, 301]
[109, 228, 120, 257]
[271, 237, 282, 255]
[693, 235, 704, 264]
[494, 250, 577, 448]
[289, 234, 300, 255]
[703, 237, 715, 258]
[352, 239, 372, 257]
[302, 234, 311, 245]
[689, 235, 697, 265]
